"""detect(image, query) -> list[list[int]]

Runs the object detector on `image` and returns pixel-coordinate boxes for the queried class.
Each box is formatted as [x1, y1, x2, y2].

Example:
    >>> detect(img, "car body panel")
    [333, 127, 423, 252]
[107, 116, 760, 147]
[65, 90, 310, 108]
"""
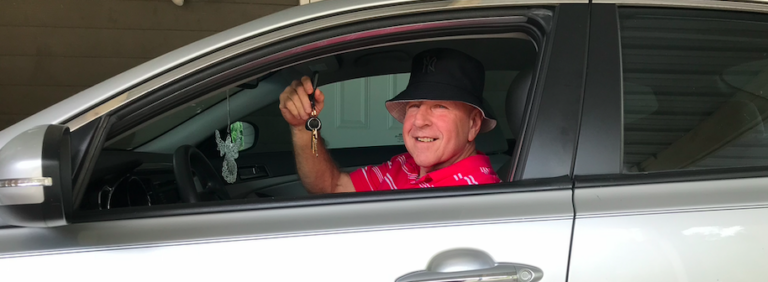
[574, 178, 768, 216]
[0, 190, 572, 256]
[571, 203, 768, 282]
[571, 178, 768, 282]
[3, 219, 573, 281]
[570, 1, 768, 282]
[570, 209, 768, 282]
[0, 190, 574, 281]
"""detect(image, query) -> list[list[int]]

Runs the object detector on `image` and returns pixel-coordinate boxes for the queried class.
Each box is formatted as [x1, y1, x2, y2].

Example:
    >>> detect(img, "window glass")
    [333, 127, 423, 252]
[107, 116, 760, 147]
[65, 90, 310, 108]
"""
[620, 8, 768, 172]
[107, 88, 235, 150]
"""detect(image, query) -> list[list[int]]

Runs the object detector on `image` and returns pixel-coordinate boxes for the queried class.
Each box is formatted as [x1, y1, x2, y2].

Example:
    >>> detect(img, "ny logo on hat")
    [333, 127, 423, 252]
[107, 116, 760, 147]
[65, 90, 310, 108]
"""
[422, 56, 437, 73]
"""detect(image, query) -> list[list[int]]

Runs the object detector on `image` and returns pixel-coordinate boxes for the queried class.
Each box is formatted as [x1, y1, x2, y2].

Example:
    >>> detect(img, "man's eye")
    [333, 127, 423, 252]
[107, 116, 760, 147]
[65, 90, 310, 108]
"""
[407, 104, 420, 109]
[435, 105, 448, 109]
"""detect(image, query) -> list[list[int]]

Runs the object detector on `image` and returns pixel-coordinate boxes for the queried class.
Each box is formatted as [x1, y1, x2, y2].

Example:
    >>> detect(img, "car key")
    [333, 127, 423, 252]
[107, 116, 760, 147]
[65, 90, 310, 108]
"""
[305, 72, 322, 157]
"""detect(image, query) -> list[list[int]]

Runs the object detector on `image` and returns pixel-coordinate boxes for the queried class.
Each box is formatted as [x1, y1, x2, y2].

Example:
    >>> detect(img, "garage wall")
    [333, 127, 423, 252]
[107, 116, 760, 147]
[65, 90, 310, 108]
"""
[0, 0, 296, 130]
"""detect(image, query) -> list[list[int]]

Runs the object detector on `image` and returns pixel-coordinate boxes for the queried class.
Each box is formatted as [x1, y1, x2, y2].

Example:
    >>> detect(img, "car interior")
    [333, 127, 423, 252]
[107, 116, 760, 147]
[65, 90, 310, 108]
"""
[78, 35, 538, 211]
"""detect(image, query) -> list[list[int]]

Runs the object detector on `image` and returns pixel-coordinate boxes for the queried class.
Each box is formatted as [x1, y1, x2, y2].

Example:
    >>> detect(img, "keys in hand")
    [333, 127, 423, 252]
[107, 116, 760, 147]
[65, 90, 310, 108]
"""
[306, 112, 322, 157]
[277, 74, 325, 129]
[305, 72, 322, 157]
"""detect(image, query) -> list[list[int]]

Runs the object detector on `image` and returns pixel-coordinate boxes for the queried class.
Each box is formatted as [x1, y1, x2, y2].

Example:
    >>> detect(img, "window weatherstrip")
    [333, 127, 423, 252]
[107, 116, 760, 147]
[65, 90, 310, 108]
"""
[594, 0, 768, 14]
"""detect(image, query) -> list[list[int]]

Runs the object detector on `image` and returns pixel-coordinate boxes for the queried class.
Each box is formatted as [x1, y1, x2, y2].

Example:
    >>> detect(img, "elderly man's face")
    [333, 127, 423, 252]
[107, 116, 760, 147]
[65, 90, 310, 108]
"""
[403, 100, 482, 171]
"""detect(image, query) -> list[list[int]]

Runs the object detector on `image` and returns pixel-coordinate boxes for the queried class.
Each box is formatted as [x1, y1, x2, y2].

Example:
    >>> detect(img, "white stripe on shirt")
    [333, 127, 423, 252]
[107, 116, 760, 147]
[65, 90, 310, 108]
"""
[361, 168, 374, 191]
[372, 166, 383, 182]
[383, 173, 396, 190]
[386, 174, 397, 190]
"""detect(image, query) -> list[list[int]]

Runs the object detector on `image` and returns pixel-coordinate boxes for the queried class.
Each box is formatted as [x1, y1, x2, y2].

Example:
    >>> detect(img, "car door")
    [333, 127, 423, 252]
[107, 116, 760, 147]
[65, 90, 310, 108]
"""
[0, 1, 588, 281]
[570, 2, 768, 281]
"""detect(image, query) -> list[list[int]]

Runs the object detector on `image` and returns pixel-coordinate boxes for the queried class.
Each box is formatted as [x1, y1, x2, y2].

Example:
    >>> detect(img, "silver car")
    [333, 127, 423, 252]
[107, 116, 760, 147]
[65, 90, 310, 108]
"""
[2, 0, 768, 281]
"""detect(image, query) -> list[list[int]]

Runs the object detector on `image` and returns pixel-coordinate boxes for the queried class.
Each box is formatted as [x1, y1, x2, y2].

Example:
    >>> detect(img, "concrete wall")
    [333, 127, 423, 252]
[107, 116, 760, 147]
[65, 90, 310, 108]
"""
[0, 0, 296, 130]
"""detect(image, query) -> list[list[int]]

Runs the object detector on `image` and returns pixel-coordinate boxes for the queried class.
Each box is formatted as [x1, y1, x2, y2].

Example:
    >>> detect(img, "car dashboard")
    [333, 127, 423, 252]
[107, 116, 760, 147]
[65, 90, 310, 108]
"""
[82, 158, 182, 210]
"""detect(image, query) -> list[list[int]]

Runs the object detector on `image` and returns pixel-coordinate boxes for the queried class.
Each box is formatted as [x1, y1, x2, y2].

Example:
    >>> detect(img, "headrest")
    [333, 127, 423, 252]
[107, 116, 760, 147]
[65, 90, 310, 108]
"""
[475, 99, 508, 154]
[506, 68, 533, 138]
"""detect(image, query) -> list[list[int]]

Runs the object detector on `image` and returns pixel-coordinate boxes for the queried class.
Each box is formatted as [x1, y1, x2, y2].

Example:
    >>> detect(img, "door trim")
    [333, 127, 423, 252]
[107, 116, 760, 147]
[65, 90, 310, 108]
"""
[572, 4, 622, 176]
[1, 186, 572, 258]
[594, 0, 768, 14]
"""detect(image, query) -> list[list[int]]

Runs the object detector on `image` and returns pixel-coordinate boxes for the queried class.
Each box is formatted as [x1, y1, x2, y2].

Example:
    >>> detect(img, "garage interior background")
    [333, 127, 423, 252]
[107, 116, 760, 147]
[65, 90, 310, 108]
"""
[0, 0, 321, 130]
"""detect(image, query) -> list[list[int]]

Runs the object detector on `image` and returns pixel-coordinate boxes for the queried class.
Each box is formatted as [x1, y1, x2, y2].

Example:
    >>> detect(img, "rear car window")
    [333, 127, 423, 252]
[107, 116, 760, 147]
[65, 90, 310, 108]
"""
[620, 8, 768, 172]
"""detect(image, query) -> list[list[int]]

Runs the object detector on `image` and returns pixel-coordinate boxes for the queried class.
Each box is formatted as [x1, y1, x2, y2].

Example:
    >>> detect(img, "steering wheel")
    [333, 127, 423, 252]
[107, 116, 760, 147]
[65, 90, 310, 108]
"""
[173, 145, 231, 203]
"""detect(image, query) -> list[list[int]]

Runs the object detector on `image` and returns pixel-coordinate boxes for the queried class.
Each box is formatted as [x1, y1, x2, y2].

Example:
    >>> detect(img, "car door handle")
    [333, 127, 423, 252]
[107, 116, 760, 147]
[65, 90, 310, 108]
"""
[396, 249, 542, 282]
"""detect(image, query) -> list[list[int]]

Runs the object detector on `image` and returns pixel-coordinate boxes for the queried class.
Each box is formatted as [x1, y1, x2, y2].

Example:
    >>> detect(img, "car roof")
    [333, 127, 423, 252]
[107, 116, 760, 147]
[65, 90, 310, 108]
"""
[0, 0, 417, 148]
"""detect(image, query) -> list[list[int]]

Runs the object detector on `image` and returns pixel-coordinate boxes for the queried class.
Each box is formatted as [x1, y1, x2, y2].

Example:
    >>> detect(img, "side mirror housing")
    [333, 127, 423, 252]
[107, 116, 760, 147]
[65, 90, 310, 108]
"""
[0, 125, 72, 227]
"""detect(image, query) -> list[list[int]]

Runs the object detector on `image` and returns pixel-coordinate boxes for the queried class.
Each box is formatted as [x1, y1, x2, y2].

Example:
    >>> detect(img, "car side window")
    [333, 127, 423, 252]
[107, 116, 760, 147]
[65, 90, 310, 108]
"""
[244, 72, 518, 152]
[80, 37, 536, 210]
[620, 8, 768, 173]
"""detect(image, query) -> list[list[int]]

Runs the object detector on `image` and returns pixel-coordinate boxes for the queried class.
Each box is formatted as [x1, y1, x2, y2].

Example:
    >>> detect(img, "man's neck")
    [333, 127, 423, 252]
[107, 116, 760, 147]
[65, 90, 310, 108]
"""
[419, 145, 477, 178]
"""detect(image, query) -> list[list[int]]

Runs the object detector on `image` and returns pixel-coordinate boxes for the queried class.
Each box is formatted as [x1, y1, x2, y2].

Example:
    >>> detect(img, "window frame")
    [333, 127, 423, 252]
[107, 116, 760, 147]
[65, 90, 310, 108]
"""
[573, 2, 768, 188]
[64, 3, 590, 223]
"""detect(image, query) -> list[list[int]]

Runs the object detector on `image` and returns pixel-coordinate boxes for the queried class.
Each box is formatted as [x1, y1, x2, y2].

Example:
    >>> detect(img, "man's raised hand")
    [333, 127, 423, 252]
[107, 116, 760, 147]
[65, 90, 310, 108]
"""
[278, 76, 325, 128]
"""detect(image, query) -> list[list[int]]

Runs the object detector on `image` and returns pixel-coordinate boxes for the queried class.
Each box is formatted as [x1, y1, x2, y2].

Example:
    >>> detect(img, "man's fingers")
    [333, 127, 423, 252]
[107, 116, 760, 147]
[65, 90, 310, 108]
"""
[301, 76, 325, 113]
[314, 89, 325, 112]
[289, 93, 309, 120]
[287, 79, 312, 115]
[283, 100, 301, 120]
[294, 80, 313, 115]
[279, 107, 296, 124]
[279, 84, 294, 104]
[301, 76, 314, 95]
[290, 79, 303, 89]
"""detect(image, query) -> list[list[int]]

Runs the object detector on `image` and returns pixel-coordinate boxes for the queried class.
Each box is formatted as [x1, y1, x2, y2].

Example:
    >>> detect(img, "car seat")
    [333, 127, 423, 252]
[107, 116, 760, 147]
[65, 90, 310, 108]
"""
[497, 68, 533, 181]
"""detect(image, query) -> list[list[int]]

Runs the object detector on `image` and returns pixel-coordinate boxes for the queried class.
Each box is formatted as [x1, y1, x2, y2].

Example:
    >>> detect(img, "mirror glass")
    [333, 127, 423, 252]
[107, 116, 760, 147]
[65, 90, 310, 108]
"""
[230, 122, 257, 151]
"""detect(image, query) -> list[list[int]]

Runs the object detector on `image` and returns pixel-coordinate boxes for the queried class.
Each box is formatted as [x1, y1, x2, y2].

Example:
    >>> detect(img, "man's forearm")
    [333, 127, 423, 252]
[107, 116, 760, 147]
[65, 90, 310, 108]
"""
[290, 127, 343, 193]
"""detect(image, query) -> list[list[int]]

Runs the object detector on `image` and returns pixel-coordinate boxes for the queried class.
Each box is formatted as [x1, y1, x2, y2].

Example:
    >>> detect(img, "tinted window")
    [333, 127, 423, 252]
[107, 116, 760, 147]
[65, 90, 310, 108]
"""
[620, 8, 768, 172]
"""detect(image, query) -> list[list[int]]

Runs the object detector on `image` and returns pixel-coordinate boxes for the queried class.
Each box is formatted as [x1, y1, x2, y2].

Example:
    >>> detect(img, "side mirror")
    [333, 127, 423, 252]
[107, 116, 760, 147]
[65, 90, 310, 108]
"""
[230, 122, 257, 151]
[0, 125, 72, 227]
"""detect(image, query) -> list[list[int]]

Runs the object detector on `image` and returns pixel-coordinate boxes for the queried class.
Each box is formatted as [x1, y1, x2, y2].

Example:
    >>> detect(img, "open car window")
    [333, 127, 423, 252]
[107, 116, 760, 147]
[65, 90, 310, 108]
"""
[82, 30, 541, 211]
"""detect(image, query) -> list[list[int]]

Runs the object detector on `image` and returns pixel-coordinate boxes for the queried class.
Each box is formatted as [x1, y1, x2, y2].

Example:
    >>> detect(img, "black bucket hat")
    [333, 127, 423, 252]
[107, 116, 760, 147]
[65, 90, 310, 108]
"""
[385, 48, 497, 133]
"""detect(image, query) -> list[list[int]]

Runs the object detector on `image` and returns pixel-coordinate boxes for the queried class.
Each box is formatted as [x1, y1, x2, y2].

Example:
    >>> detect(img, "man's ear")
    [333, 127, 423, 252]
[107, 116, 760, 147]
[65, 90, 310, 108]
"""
[467, 108, 483, 142]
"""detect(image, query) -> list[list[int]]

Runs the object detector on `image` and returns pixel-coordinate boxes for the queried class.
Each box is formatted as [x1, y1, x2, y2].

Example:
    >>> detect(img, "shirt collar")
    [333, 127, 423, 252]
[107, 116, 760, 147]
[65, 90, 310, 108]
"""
[405, 151, 490, 184]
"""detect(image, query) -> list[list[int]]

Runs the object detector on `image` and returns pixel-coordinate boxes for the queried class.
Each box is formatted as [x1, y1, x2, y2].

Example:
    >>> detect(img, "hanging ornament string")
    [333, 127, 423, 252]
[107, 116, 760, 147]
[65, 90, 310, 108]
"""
[215, 88, 241, 184]
[226, 89, 231, 135]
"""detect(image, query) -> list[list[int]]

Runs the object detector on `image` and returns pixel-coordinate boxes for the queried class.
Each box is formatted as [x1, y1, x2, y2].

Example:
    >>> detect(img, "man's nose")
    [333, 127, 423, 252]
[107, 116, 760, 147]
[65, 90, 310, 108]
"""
[413, 106, 431, 127]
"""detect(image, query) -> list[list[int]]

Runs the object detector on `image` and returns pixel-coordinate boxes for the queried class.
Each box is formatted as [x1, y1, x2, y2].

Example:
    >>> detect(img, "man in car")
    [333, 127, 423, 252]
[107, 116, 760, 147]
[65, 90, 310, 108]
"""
[279, 48, 501, 193]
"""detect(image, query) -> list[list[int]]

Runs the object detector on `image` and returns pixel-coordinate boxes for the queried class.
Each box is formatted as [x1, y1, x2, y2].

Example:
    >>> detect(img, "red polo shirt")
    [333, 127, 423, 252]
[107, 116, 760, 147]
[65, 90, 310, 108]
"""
[349, 152, 501, 192]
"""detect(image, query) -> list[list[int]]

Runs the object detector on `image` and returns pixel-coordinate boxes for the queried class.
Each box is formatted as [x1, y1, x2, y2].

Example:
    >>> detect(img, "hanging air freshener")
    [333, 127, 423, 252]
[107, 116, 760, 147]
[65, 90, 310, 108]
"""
[215, 89, 241, 183]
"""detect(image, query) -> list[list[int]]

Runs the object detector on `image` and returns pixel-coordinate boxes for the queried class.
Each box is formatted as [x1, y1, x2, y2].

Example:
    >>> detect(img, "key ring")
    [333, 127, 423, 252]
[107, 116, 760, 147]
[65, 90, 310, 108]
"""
[305, 72, 322, 131]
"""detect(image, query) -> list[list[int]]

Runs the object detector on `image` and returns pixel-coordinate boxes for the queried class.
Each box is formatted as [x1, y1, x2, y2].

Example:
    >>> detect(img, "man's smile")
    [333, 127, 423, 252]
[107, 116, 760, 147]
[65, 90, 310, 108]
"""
[416, 137, 438, 143]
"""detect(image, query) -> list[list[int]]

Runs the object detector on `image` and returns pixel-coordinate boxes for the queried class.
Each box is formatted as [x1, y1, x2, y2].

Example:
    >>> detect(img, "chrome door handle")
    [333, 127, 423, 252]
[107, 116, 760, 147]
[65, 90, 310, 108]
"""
[396, 249, 542, 282]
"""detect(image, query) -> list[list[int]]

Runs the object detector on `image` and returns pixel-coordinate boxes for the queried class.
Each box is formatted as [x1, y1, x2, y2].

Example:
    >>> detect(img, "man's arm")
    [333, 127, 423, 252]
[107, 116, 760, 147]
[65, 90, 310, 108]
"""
[289, 127, 354, 193]
[279, 76, 355, 194]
